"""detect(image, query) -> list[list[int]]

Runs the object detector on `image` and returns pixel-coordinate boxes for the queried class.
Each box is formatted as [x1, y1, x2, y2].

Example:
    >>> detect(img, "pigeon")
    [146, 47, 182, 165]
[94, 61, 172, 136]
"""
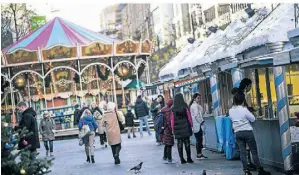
[127, 162, 143, 174]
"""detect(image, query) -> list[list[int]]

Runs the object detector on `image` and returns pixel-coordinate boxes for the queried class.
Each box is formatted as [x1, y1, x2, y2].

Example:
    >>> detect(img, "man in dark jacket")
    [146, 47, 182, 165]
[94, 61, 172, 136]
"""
[134, 95, 152, 137]
[150, 95, 164, 145]
[16, 101, 40, 158]
[125, 106, 136, 139]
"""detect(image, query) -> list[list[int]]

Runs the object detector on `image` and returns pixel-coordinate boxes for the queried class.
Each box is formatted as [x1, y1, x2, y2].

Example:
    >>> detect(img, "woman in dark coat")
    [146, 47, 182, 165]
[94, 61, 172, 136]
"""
[161, 99, 175, 164]
[170, 93, 193, 164]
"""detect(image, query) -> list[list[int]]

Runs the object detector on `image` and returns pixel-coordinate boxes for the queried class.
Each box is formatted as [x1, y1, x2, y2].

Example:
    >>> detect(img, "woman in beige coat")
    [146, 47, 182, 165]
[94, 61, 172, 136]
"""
[103, 102, 122, 165]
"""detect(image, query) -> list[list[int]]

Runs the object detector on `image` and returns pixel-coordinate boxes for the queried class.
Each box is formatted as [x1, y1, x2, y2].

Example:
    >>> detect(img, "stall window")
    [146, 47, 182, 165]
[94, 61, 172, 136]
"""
[218, 72, 233, 115]
[286, 64, 299, 117]
[244, 67, 277, 118]
[199, 79, 212, 114]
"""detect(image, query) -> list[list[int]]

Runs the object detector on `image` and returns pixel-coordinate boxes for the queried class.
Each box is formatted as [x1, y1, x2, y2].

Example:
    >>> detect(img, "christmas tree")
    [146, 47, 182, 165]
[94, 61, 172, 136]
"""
[1, 116, 53, 175]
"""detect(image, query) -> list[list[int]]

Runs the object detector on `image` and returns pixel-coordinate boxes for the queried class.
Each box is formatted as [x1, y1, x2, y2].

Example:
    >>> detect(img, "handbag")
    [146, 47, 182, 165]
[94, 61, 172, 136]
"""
[115, 110, 124, 132]
[79, 119, 90, 139]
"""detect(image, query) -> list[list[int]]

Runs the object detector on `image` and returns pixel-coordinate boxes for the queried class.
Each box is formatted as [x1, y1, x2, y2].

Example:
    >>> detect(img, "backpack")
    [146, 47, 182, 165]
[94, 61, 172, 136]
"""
[153, 112, 164, 134]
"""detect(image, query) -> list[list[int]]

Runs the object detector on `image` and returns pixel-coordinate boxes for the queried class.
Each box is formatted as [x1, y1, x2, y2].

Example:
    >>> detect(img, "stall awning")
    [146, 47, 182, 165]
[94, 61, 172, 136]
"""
[125, 79, 144, 89]
[159, 40, 201, 79]
[231, 4, 295, 56]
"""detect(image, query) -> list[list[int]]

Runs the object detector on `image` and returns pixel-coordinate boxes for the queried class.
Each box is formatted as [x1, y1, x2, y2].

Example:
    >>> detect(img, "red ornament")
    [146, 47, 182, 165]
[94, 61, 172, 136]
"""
[23, 140, 28, 146]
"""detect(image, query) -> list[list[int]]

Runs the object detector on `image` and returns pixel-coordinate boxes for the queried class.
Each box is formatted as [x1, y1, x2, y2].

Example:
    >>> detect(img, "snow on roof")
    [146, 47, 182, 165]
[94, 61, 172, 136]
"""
[207, 7, 270, 63]
[159, 40, 201, 78]
[228, 4, 295, 57]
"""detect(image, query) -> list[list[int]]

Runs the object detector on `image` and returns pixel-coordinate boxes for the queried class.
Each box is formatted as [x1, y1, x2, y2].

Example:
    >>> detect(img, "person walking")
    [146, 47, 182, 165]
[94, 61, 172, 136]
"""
[189, 93, 208, 160]
[16, 101, 40, 159]
[39, 111, 56, 157]
[103, 102, 122, 165]
[134, 95, 151, 137]
[78, 109, 98, 164]
[161, 99, 175, 164]
[229, 92, 270, 175]
[91, 102, 107, 147]
[170, 93, 194, 164]
[125, 106, 136, 139]
[151, 95, 165, 145]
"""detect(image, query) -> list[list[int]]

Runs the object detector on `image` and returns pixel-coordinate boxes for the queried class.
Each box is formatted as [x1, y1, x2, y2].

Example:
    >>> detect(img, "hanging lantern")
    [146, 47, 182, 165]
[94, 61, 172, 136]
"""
[15, 76, 25, 88]
[121, 65, 129, 77]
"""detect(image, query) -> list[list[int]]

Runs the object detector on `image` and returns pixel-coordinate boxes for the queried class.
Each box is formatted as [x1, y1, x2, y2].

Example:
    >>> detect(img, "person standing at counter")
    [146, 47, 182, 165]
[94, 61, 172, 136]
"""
[229, 92, 270, 175]
[189, 93, 208, 160]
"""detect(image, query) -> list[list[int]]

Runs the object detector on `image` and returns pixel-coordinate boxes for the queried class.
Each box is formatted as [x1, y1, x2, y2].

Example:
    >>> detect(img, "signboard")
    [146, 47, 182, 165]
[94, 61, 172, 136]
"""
[81, 42, 113, 57]
[42, 46, 77, 61]
[115, 40, 139, 55]
[273, 52, 291, 66]
[290, 47, 299, 62]
[30, 16, 46, 31]
[5, 49, 38, 65]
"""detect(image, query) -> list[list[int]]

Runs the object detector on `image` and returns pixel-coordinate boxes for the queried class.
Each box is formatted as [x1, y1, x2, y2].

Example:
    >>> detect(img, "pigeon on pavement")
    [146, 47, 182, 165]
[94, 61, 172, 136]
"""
[127, 162, 143, 174]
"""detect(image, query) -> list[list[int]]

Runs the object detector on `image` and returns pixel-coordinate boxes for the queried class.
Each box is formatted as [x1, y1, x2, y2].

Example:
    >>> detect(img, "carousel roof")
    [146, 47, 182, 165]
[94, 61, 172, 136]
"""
[3, 17, 116, 54]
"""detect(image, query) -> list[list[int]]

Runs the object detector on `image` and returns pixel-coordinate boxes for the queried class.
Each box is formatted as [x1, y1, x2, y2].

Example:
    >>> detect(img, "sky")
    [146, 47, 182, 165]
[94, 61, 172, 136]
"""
[27, 0, 116, 31]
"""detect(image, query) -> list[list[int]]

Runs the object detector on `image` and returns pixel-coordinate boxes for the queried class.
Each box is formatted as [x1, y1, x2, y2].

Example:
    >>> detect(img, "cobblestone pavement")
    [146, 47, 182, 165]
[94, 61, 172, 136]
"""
[40, 133, 283, 175]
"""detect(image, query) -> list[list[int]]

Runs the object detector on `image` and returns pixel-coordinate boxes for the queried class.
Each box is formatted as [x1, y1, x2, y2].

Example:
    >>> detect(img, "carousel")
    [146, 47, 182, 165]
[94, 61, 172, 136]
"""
[1, 17, 153, 133]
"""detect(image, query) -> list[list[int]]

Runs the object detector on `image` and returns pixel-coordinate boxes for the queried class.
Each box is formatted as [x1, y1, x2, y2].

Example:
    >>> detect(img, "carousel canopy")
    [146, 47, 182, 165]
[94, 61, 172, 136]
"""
[125, 79, 144, 89]
[3, 17, 115, 54]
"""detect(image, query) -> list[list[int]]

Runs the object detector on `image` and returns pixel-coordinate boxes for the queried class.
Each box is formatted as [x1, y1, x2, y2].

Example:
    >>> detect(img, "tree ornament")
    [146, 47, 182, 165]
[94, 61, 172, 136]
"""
[23, 140, 28, 146]
[11, 137, 17, 144]
[5, 143, 13, 150]
[20, 168, 26, 174]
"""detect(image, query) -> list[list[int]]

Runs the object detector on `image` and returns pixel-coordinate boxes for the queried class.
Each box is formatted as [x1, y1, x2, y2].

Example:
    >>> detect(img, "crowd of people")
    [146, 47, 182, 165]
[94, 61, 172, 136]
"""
[14, 78, 271, 175]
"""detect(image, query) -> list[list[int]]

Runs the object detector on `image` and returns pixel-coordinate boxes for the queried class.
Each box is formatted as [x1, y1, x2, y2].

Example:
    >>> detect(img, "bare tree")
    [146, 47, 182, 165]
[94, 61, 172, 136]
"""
[1, 3, 36, 43]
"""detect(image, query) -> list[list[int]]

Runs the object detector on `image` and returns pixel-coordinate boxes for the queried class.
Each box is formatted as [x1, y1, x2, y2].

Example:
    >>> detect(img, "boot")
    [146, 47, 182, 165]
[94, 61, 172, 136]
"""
[185, 140, 193, 163]
[133, 133, 136, 138]
[244, 169, 252, 175]
[91, 155, 95, 164]
[178, 140, 186, 164]
[257, 167, 271, 175]
[128, 135, 131, 139]
[46, 150, 49, 157]
[86, 156, 90, 163]
[114, 145, 121, 165]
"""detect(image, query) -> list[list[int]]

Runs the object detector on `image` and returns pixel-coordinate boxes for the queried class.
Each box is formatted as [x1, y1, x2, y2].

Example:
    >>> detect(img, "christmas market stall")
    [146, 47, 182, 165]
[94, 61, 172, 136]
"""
[1, 17, 153, 137]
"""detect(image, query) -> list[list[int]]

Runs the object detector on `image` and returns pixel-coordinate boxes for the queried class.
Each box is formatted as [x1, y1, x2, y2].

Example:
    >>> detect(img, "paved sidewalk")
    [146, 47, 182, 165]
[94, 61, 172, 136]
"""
[40, 133, 283, 175]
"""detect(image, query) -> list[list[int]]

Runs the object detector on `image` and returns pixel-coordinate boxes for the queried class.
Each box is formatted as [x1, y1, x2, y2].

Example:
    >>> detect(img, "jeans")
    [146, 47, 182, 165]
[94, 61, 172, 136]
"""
[127, 126, 136, 136]
[235, 131, 261, 170]
[139, 116, 151, 135]
[155, 132, 161, 143]
[177, 137, 191, 160]
[194, 128, 203, 155]
[83, 131, 95, 156]
[43, 140, 54, 152]
[163, 145, 172, 161]
[99, 132, 107, 145]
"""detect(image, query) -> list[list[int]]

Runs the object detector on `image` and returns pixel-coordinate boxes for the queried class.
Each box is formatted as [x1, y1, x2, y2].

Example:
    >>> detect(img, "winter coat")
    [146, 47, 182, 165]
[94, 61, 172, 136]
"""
[92, 107, 103, 115]
[150, 100, 161, 119]
[93, 110, 105, 134]
[125, 111, 135, 127]
[17, 108, 40, 150]
[134, 98, 149, 118]
[74, 108, 81, 125]
[170, 107, 193, 139]
[39, 117, 56, 141]
[78, 115, 98, 132]
[103, 111, 121, 145]
[161, 100, 174, 146]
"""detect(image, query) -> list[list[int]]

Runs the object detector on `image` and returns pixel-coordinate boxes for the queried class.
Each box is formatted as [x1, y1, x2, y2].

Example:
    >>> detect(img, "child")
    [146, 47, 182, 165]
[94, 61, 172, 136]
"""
[229, 92, 270, 175]
[125, 106, 136, 139]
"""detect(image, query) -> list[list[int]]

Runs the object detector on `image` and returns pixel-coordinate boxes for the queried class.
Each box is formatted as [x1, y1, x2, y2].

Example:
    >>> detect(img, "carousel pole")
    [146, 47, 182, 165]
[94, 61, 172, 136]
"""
[96, 68, 101, 105]
[27, 75, 32, 107]
[121, 80, 125, 107]
[146, 56, 150, 84]
[50, 83, 55, 108]
[111, 57, 118, 105]
[41, 64, 48, 110]
[8, 68, 16, 125]
[134, 56, 140, 94]
[78, 60, 84, 104]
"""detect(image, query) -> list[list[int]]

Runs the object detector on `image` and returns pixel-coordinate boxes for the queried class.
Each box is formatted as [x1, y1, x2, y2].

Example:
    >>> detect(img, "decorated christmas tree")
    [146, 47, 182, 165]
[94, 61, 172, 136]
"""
[1, 116, 53, 175]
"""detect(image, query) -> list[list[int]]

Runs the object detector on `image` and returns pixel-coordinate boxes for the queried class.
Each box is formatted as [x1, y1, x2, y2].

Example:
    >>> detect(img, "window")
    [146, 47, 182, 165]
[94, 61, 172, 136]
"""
[198, 79, 212, 114]
[244, 67, 277, 118]
[286, 64, 299, 117]
[218, 72, 234, 115]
